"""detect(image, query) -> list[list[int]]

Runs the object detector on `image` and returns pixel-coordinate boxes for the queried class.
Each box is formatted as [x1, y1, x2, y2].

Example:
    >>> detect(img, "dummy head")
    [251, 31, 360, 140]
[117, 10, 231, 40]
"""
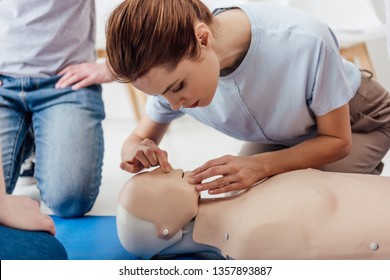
[106, 0, 213, 83]
[117, 167, 199, 259]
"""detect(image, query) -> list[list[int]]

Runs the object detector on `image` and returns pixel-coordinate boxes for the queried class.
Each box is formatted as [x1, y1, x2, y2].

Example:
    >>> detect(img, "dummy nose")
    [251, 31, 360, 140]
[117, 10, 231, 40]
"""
[182, 171, 191, 179]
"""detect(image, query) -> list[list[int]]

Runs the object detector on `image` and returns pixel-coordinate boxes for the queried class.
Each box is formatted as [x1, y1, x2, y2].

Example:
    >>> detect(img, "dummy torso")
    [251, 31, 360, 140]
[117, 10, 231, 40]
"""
[194, 169, 390, 259]
[117, 168, 390, 259]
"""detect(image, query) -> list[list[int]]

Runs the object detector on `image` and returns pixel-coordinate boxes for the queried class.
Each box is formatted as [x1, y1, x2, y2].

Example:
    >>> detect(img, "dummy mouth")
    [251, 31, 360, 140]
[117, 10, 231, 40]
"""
[184, 100, 199, 108]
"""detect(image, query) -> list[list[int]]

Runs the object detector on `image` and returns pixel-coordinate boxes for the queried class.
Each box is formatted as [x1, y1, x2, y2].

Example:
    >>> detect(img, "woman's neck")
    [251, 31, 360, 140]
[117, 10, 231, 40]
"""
[212, 8, 251, 76]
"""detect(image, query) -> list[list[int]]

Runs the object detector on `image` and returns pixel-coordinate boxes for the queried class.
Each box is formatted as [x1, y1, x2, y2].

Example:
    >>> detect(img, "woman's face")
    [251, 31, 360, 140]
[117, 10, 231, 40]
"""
[132, 48, 220, 111]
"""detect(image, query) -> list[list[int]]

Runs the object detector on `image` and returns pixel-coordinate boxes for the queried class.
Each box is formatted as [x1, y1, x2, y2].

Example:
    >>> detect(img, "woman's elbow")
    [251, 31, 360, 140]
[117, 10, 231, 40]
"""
[338, 138, 352, 159]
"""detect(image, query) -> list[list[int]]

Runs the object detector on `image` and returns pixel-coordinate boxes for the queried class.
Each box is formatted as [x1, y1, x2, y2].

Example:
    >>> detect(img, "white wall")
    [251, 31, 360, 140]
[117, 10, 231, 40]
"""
[95, 0, 390, 90]
[368, 0, 390, 89]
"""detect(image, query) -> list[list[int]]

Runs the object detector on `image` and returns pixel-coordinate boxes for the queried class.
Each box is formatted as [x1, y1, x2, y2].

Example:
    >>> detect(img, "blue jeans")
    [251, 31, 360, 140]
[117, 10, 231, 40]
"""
[0, 225, 68, 260]
[0, 75, 105, 217]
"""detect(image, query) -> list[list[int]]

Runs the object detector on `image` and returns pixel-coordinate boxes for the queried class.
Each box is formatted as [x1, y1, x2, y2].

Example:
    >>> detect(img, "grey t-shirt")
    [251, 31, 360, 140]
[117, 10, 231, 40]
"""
[0, 0, 96, 78]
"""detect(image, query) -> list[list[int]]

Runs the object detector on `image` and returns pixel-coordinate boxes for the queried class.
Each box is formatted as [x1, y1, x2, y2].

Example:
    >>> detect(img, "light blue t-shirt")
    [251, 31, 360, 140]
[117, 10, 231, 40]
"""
[0, 0, 96, 78]
[146, 2, 361, 146]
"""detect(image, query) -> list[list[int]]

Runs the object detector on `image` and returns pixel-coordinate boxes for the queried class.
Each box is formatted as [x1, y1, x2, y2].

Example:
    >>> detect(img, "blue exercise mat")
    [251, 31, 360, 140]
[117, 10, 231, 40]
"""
[53, 215, 139, 260]
[53, 215, 225, 260]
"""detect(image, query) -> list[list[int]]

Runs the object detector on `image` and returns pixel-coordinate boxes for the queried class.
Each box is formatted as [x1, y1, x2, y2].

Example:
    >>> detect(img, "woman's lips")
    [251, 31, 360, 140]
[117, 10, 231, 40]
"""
[185, 100, 199, 108]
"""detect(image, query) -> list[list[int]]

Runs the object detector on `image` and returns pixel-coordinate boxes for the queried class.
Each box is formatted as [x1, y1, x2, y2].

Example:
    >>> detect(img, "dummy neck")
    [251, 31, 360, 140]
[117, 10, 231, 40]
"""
[158, 220, 221, 257]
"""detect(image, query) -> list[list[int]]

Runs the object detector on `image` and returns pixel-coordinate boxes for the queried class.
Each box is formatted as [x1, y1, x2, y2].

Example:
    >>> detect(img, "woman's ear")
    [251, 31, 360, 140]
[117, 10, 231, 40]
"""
[195, 23, 212, 48]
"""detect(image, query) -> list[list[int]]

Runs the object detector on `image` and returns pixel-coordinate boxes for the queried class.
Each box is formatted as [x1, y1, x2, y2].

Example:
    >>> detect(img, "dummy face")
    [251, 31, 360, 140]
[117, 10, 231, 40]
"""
[117, 167, 200, 259]
[118, 168, 199, 240]
[132, 25, 220, 111]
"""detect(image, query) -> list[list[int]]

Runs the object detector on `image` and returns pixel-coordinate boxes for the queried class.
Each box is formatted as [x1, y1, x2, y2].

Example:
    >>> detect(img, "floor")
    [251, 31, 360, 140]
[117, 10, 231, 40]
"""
[13, 81, 390, 216]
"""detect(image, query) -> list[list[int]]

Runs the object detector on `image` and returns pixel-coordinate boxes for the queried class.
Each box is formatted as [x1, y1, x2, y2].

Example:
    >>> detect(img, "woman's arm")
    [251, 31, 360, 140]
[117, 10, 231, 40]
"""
[259, 103, 352, 176]
[191, 104, 352, 194]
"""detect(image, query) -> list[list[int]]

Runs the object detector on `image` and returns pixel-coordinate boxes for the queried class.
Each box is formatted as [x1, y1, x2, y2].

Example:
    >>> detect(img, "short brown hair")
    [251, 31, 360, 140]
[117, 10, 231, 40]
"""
[106, 0, 213, 83]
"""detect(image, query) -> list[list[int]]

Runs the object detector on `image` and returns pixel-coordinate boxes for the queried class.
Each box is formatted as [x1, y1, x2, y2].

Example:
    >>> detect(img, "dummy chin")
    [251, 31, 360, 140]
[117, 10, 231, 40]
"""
[116, 168, 390, 260]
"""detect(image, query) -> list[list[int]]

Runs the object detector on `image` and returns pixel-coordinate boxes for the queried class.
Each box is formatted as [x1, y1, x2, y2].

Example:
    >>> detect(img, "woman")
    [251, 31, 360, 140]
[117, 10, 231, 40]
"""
[106, 0, 390, 195]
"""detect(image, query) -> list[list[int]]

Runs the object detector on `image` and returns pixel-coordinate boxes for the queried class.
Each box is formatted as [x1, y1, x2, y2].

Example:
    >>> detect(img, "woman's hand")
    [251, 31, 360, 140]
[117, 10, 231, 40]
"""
[120, 138, 173, 173]
[189, 155, 266, 195]
[0, 195, 55, 235]
[55, 62, 113, 90]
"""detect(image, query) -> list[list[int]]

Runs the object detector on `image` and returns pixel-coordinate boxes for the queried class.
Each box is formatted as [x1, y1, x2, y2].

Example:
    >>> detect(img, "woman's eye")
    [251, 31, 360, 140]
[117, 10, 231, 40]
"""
[172, 82, 184, 93]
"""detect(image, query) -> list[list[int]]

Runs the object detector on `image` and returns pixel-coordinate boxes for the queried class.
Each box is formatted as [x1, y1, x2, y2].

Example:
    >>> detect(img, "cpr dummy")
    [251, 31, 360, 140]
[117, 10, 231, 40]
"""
[117, 167, 390, 259]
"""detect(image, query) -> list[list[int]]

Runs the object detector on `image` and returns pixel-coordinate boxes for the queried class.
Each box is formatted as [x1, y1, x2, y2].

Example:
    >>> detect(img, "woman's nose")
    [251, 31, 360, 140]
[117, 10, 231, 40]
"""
[169, 99, 183, 111]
